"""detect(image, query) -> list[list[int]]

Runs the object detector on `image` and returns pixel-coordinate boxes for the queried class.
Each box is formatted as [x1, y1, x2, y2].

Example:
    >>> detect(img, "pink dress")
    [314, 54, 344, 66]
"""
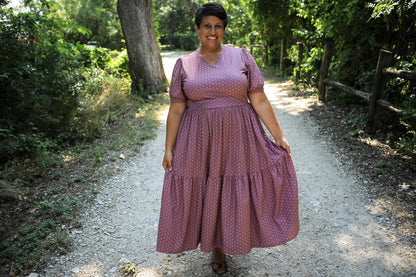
[156, 45, 298, 255]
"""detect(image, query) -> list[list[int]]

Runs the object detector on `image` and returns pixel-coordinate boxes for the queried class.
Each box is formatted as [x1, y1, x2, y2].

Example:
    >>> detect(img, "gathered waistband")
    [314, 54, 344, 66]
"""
[186, 100, 250, 110]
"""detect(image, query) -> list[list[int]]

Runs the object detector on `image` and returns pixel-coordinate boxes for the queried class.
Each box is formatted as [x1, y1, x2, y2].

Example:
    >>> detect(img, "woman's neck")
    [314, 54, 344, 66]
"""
[199, 45, 223, 55]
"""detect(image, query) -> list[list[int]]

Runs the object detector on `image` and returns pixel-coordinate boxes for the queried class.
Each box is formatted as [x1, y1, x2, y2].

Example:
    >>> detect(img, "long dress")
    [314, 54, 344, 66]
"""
[156, 45, 298, 255]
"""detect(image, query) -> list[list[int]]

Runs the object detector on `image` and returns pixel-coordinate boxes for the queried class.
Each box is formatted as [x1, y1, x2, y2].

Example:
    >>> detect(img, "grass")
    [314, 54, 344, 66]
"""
[374, 160, 391, 176]
[0, 74, 169, 275]
[1, 198, 78, 273]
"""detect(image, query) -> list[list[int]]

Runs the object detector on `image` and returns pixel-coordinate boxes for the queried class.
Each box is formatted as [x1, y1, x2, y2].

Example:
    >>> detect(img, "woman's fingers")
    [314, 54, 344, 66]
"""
[283, 144, 291, 155]
[162, 152, 173, 171]
[276, 138, 291, 156]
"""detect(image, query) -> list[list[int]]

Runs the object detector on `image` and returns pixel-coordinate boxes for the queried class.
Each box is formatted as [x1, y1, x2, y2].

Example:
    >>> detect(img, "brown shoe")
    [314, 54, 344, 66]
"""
[211, 248, 227, 275]
[210, 261, 227, 275]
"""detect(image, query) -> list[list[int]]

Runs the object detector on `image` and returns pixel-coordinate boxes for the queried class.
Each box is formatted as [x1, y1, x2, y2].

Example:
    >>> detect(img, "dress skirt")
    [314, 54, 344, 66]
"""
[156, 102, 299, 255]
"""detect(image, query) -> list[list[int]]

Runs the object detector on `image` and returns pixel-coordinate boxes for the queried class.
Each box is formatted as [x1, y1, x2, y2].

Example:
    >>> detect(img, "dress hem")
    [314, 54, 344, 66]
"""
[156, 229, 299, 255]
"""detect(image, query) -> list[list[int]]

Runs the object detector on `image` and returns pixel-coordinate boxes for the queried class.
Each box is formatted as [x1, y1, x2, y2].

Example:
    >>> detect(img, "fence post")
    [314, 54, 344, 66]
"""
[367, 49, 393, 133]
[280, 39, 285, 71]
[318, 44, 332, 102]
[264, 43, 268, 65]
[295, 42, 303, 83]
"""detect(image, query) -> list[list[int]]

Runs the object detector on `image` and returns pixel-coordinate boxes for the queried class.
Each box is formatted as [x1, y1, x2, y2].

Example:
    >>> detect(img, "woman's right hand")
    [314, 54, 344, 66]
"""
[162, 151, 173, 171]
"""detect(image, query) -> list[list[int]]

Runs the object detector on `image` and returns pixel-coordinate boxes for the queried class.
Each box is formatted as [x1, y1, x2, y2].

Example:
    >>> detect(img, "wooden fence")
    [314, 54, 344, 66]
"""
[235, 44, 268, 65]
[234, 42, 415, 133]
[318, 44, 416, 133]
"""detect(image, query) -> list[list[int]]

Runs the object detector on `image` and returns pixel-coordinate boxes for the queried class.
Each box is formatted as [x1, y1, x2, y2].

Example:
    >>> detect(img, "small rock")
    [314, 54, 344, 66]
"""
[120, 153, 125, 159]
[28, 273, 39, 277]
[71, 267, 80, 274]
[163, 255, 173, 261]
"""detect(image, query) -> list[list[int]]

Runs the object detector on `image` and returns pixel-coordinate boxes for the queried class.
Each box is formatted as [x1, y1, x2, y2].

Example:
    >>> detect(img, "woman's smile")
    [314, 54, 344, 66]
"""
[197, 15, 224, 51]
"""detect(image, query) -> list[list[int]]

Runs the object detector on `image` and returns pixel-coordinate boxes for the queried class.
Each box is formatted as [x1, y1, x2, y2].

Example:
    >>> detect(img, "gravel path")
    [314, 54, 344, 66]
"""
[43, 55, 416, 277]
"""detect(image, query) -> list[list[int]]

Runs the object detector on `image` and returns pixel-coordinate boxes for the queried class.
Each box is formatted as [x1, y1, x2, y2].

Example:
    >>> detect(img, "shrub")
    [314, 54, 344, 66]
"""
[0, 7, 82, 161]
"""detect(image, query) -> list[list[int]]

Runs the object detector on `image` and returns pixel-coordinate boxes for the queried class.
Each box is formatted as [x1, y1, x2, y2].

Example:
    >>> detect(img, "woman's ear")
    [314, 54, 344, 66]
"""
[195, 25, 200, 32]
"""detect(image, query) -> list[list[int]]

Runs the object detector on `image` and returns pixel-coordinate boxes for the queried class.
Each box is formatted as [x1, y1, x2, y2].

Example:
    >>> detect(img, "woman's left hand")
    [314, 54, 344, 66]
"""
[275, 136, 291, 156]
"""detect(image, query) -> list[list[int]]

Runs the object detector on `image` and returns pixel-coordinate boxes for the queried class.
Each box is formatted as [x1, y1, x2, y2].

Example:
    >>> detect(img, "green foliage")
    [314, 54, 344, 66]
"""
[0, 2, 170, 275]
[252, 0, 297, 46]
[0, 2, 135, 163]
[38, 198, 78, 221]
[53, 0, 124, 50]
[176, 30, 199, 51]
[68, 174, 87, 184]
[374, 160, 391, 175]
[267, 45, 281, 67]
[252, 0, 415, 96]
[395, 122, 416, 160]
[0, 6, 83, 161]
[108, 49, 130, 77]
[347, 110, 366, 138]
[0, 198, 77, 273]
[93, 147, 102, 164]
[287, 44, 323, 85]
[222, 0, 258, 45]
[154, 0, 201, 49]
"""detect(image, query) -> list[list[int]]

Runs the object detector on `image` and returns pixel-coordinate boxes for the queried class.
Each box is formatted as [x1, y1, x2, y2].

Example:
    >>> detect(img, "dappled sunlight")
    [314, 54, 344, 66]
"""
[334, 219, 416, 272]
[265, 82, 314, 116]
[73, 261, 104, 276]
[71, 260, 161, 276]
[368, 198, 415, 222]
[156, 105, 169, 124]
[135, 268, 161, 276]
[63, 154, 74, 162]
[358, 136, 391, 149]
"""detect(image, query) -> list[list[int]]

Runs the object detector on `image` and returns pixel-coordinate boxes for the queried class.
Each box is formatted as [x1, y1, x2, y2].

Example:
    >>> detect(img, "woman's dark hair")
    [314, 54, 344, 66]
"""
[195, 2, 228, 29]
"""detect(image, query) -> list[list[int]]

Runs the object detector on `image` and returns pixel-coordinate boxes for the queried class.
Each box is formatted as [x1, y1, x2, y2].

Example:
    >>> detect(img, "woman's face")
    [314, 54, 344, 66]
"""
[196, 15, 224, 50]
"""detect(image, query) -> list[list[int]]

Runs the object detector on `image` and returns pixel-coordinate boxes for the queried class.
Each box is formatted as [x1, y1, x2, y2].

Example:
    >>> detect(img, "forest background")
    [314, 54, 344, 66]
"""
[0, 0, 415, 275]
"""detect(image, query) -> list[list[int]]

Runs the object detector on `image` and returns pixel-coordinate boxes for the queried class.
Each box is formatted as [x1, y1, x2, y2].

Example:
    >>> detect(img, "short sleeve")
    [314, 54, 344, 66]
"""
[242, 48, 264, 94]
[169, 58, 186, 103]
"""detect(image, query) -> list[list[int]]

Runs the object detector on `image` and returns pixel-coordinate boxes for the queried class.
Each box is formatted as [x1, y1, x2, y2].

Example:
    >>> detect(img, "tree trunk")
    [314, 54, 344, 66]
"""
[117, 0, 167, 95]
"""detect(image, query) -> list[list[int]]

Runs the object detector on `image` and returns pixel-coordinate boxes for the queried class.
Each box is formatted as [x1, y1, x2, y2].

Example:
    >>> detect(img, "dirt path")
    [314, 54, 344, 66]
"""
[43, 55, 416, 276]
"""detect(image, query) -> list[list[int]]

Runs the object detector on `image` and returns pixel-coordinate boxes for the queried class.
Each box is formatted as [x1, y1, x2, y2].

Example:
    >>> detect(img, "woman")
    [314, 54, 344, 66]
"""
[157, 3, 298, 275]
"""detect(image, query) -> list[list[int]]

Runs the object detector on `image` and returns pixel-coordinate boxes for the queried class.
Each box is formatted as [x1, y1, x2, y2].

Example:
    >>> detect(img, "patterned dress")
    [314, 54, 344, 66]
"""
[156, 45, 298, 255]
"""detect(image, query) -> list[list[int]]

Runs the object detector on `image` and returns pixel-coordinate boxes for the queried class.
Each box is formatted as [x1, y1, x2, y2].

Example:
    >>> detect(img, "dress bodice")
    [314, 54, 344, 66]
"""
[169, 45, 264, 109]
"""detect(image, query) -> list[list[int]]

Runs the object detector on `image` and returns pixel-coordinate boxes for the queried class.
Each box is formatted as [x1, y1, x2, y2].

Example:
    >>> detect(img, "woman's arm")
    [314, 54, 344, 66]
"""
[248, 92, 291, 155]
[162, 102, 187, 170]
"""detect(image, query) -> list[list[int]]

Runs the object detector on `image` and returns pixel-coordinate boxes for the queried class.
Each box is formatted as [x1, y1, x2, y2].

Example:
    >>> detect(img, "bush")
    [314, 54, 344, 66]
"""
[108, 49, 130, 77]
[173, 31, 199, 51]
[0, 8, 84, 161]
[0, 5, 134, 162]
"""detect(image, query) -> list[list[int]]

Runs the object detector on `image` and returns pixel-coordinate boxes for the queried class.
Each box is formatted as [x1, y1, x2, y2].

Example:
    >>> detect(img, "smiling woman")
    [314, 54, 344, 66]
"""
[156, 2, 299, 275]
[196, 15, 224, 65]
[194, 2, 226, 66]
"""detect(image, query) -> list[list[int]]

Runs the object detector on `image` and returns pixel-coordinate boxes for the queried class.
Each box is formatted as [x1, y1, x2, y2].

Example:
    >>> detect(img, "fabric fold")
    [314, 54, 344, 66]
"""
[157, 160, 299, 255]
[157, 46, 298, 255]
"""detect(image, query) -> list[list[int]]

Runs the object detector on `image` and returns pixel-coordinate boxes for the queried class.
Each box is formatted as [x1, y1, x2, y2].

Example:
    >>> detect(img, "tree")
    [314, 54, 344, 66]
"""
[56, 0, 124, 50]
[117, 0, 167, 95]
[252, 0, 297, 46]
